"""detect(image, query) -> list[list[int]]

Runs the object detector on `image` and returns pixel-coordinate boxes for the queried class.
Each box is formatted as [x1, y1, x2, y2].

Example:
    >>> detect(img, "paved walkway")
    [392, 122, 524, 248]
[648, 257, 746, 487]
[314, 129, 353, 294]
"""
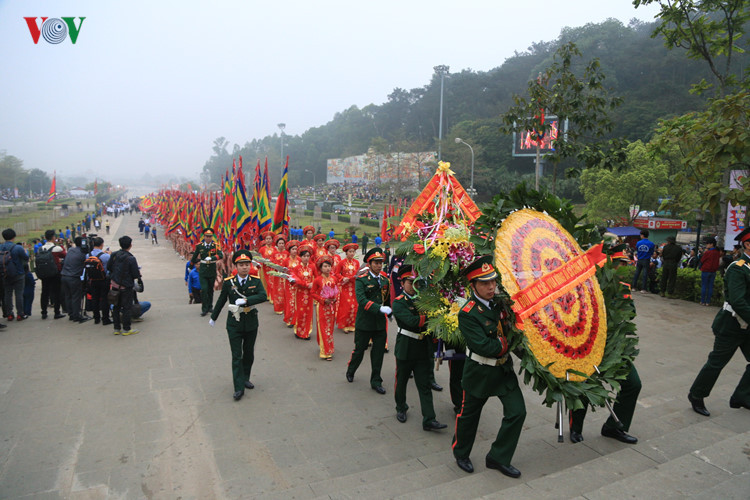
[0, 212, 748, 499]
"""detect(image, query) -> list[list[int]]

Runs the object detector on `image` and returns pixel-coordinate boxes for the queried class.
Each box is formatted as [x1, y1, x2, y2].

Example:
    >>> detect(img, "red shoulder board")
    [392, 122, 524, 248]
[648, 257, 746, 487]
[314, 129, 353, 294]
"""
[395, 294, 404, 300]
[462, 301, 475, 313]
[380, 271, 389, 278]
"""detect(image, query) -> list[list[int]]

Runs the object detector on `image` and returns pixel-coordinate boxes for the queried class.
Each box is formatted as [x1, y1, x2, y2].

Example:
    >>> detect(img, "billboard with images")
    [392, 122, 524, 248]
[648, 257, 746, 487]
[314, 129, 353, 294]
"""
[512, 117, 567, 157]
[327, 151, 436, 185]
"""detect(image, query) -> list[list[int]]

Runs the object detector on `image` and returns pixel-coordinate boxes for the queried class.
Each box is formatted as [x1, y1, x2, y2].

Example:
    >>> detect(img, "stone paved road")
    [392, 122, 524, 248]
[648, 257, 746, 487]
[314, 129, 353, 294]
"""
[0, 213, 748, 499]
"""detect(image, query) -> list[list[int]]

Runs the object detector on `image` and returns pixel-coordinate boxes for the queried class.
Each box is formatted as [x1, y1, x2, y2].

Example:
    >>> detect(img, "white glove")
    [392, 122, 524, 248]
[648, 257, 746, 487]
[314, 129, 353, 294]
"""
[208, 319, 215, 327]
[235, 298, 247, 306]
[205, 256, 211, 261]
[380, 306, 392, 315]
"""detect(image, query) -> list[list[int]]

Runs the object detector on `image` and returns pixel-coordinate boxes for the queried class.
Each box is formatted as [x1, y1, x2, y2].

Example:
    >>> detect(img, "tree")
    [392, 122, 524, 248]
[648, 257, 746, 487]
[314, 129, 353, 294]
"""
[500, 42, 627, 194]
[0, 152, 26, 191]
[580, 141, 669, 222]
[649, 90, 750, 217]
[633, 0, 750, 94]
[634, 0, 750, 235]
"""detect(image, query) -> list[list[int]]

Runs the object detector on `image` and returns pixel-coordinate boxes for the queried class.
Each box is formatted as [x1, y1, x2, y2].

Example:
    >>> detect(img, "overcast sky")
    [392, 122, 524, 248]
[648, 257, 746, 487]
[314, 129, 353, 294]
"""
[0, 0, 660, 183]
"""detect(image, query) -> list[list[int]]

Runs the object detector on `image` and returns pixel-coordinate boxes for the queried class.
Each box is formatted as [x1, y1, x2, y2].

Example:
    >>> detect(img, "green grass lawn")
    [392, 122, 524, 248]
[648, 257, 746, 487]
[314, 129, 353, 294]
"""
[0, 198, 99, 243]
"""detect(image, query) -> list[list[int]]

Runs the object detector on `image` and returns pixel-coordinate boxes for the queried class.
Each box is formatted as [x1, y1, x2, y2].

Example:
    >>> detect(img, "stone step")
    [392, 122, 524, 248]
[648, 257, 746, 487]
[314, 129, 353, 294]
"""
[326, 463, 460, 500]
[579, 430, 750, 499]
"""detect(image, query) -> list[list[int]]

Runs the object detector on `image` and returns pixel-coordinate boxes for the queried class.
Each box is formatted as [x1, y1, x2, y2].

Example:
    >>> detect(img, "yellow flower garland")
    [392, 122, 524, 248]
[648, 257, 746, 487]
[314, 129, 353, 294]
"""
[495, 209, 607, 382]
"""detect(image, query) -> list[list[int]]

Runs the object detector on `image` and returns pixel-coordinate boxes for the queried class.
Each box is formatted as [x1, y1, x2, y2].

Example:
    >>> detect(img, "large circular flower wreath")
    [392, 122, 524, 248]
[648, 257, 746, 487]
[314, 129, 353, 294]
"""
[396, 182, 639, 411]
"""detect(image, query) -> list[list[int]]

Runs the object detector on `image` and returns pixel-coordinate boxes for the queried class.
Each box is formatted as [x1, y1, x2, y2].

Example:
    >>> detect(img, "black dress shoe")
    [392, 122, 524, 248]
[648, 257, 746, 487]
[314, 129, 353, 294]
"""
[233, 390, 244, 401]
[78, 316, 91, 323]
[430, 382, 443, 391]
[486, 457, 521, 478]
[456, 457, 474, 473]
[0, 323, 6, 329]
[688, 393, 710, 416]
[396, 411, 407, 423]
[54, 313, 65, 319]
[41, 311, 48, 319]
[729, 397, 750, 409]
[423, 420, 447, 431]
[244, 381, 254, 389]
[200, 311, 208, 317]
[372, 385, 386, 395]
[570, 431, 584, 443]
[102, 319, 112, 325]
[94, 318, 101, 324]
[346, 373, 353, 383]
[601, 425, 638, 444]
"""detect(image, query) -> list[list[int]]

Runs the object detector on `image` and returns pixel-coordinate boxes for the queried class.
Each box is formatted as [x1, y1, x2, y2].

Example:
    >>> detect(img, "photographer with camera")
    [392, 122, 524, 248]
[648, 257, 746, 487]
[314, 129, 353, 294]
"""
[85, 236, 111, 325]
[107, 236, 141, 336]
[60, 236, 90, 323]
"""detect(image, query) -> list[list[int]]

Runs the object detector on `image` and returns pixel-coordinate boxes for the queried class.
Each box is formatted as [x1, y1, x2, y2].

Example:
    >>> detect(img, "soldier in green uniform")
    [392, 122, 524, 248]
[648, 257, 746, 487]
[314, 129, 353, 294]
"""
[191, 228, 224, 317]
[452, 255, 525, 478]
[569, 247, 641, 444]
[392, 265, 448, 431]
[688, 228, 750, 416]
[346, 247, 391, 394]
[209, 250, 267, 401]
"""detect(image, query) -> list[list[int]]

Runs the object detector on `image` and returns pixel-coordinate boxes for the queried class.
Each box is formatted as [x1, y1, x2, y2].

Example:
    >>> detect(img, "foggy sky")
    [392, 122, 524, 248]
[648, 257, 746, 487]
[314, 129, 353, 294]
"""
[0, 0, 660, 185]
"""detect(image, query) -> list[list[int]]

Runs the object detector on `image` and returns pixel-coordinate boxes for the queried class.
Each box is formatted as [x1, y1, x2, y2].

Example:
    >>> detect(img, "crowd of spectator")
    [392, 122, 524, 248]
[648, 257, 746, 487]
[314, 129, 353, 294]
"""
[0, 199, 150, 333]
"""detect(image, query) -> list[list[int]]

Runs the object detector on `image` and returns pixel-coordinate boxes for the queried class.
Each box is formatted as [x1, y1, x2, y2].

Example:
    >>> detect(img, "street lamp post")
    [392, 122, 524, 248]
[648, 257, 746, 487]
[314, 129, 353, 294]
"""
[694, 209, 705, 253]
[455, 137, 476, 196]
[278, 123, 286, 168]
[434, 65, 449, 161]
[304, 169, 316, 200]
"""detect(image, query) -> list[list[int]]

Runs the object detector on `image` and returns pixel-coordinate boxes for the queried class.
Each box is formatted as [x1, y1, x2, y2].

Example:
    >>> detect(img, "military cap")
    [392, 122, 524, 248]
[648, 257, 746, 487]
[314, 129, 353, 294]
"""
[464, 255, 498, 281]
[233, 249, 253, 264]
[365, 247, 386, 263]
[735, 227, 750, 243]
[398, 264, 418, 281]
[202, 228, 215, 236]
[608, 243, 631, 263]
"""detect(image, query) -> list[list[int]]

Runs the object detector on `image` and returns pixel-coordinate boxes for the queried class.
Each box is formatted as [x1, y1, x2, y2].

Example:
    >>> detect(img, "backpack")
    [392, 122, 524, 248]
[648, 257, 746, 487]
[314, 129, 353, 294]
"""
[0, 244, 20, 280]
[84, 254, 106, 281]
[35, 247, 59, 279]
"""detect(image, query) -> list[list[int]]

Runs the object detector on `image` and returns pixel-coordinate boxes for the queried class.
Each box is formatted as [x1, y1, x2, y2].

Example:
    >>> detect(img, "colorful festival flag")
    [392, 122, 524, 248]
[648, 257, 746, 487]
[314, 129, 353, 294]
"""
[272, 156, 290, 235]
[47, 172, 56, 204]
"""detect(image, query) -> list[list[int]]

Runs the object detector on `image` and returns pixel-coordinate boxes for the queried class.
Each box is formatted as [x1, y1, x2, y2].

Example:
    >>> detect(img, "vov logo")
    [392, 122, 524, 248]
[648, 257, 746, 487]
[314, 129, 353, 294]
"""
[24, 17, 86, 44]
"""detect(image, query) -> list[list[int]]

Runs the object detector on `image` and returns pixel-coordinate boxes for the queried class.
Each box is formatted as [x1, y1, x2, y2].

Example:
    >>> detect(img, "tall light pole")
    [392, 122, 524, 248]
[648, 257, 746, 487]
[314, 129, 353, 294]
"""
[278, 123, 286, 169]
[434, 65, 449, 161]
[304, 168, 316, 200]
[694, 209, 705, 254]
[455, 137, 475, 196]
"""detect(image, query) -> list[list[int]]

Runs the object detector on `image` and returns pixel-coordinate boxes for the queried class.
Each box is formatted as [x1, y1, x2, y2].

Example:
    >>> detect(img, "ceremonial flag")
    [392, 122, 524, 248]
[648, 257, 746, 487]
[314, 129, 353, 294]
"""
[249, 161, 262, 246]
[47, 172, 56, 204]
[257, 157, 272, 232]
[235, 157, 252, 235]
[381, 206, 389, 242]
[272, 156, 290, 235]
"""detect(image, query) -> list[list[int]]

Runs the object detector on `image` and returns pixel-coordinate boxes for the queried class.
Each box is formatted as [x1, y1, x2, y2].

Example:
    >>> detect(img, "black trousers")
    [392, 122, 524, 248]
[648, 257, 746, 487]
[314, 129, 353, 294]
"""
[40, 275, 62, 315]
[61, 275, 84, 320]
[88, 280, 110, 322]
[112, 287, 135, 331]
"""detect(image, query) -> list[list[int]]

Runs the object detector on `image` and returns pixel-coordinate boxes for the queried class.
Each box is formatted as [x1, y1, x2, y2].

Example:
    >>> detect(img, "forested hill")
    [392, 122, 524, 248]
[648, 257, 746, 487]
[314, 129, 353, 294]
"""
[201, 18, 744, 199]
